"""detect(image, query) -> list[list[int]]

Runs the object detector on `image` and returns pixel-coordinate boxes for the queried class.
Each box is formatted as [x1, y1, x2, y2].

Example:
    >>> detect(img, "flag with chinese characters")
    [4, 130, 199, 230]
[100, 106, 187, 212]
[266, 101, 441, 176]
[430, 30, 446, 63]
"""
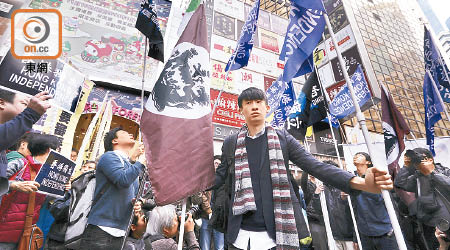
[328, 65, 371, 120]
[265, 76, 288, 116]
[289, 71, 327, 134]
[225, 0, 260, 71]
[279, 2, 325, 83]
[271, 81, 295, 128]
[424, 26, 450, 103]
[423, 72, 444, 156]
[141, 4, 214, 205]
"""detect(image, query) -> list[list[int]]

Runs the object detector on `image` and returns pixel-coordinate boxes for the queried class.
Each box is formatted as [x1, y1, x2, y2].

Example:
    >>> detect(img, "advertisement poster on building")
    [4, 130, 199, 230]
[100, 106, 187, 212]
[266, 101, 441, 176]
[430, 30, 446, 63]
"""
[323, 4, 349, 39]
[325, 25, 356, 59]
[214, 0, 244, 20]
[260, 29, 279, 53]
[210, 89, 245, 128]
[28, 0, 169, 91]
[213, 12, 235, 40]
[270, 14, 288, 36]
[330, 46, 363, 82]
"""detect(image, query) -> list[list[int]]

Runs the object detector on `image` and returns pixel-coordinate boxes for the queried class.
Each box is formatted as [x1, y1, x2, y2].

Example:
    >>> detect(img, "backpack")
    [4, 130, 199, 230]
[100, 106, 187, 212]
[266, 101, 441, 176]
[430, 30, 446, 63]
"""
[64, 170, 100, 249]
[64, 152, 125, 249]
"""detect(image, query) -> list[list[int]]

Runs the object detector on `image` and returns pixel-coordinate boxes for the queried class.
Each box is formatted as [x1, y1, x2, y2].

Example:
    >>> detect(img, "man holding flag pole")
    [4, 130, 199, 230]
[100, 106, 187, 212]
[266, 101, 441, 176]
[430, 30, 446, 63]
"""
[319, 3, 408, 249]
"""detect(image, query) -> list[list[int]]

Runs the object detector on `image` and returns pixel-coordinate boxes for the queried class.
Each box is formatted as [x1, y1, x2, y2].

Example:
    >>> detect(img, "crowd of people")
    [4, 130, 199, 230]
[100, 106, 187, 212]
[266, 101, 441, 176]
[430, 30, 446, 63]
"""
[0, 87, 449, 250]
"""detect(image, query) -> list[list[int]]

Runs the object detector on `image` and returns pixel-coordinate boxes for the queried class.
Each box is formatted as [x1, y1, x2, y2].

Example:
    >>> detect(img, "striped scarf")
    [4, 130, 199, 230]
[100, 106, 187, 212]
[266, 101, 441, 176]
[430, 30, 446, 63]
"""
[233, 124, 299, 250]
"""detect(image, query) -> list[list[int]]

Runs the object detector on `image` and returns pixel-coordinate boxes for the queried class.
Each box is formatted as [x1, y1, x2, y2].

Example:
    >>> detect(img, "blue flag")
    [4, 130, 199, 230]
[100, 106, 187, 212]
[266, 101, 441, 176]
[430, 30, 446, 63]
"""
[291, 0, 326, 12]
[266, 76, 289, 116]
[279, 3, 325, 83]
[271, 81, 295, 128]
[328, 65, 371, 119]
[423, 72, 444, 156]
[424, 27, 450, 103]
[225, 0, 259, 71]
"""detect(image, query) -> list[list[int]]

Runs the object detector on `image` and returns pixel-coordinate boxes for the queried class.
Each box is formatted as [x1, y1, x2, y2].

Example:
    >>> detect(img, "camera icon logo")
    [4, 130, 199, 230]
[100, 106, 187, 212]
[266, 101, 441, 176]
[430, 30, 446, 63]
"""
[11, 9, 62, 59]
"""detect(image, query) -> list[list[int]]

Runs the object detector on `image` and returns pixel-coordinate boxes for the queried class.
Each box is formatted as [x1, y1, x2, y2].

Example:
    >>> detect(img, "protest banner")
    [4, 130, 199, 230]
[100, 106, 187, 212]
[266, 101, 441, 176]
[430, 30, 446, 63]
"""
[35, 150, 76, 198]
[328, 65, 371, 119]
[0, 50, 85, 111]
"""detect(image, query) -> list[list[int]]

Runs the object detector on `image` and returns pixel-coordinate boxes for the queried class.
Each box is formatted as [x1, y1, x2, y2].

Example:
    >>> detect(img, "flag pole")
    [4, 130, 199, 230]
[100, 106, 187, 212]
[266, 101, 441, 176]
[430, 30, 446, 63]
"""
[323, 12, 407, 250]
[427, 70, 450, 121]
[314, 61, 363, 248]
[177, 198, 187, 250]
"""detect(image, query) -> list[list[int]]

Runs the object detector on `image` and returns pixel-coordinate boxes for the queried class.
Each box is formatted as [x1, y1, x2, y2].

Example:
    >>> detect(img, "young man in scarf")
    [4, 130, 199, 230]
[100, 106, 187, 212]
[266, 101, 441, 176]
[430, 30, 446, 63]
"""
[213, 87, 393, 250]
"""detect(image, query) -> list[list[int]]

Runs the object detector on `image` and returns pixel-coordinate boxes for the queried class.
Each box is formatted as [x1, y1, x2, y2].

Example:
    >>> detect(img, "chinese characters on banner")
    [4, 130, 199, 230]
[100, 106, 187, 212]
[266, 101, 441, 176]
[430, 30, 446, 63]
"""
[210, 89, 245, 127]
[35, 150, 76, 198]
[330, 46, 363, 82]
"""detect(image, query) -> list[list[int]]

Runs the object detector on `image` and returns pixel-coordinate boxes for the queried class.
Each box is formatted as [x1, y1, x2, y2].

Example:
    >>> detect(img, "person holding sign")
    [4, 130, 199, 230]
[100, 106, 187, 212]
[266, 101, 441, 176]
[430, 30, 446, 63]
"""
[0, 134, 59, 250]
[0, 89, 52, 197]
[80, 127, 146, 250]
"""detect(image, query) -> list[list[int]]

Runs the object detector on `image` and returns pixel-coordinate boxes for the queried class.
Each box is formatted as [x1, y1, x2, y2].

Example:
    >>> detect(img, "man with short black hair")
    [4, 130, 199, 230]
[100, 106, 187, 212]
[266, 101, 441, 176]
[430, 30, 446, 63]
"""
[80, 127, 146, 250]
[0, 89, 51, 197]
[70, 148, 78, 161]
[214, 87, 393, 250]
[351, 152, 398, 250]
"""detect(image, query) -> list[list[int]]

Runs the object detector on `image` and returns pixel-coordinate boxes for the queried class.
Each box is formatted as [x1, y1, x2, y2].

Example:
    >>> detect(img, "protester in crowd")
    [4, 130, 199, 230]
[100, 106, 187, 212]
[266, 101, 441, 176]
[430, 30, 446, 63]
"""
[301, 174, 328, 250]
[306, 161, 356, 250]
[0, 90, 51, 197]
[45, 160, 97, 250]
[202, 155, 225, 250]
[124, 211, 148, 250]
[395, 148, 450, 250]
[145, 205, 200, 250]
[6, 132, 35, 162]
[70, 148, 78, 162]
[0, 133, 59, 249]
[436, 228, 450, 250]
[213, 87, 393, 250]
[79, 127, 146, 249]
[350, 152, 398, 250]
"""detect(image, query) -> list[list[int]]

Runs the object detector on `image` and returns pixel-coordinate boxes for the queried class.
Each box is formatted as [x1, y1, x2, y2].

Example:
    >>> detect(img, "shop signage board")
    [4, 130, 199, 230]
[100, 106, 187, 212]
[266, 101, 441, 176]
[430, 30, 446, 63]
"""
[210, 89, 245, 128]
[214, 0, 244, 21]
[213, 12, 235, 40]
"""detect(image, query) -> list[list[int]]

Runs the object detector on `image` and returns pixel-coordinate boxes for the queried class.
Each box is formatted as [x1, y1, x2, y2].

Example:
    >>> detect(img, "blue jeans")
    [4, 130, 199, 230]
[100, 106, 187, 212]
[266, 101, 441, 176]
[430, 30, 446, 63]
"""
[200, 218, 224, 250]
[360, 231, 399, 250]
[79, 224, 124, 250]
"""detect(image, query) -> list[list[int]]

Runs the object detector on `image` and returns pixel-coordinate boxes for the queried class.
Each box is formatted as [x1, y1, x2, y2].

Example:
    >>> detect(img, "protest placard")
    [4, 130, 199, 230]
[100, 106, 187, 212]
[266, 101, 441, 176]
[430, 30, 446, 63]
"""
[0, 50, 85, 111]
[35, 150, 76, 198]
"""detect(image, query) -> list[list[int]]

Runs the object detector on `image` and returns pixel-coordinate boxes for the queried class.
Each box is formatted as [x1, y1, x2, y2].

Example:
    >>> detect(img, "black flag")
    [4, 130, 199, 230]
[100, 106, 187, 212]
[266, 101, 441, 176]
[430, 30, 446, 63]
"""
[135, 0, 164, 62]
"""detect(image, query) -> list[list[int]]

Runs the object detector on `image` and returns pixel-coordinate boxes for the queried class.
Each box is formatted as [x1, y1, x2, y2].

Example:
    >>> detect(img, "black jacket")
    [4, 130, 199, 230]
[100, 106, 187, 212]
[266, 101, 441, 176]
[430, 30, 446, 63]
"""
[395, 163, 450, 227]
[213, 129, 358, 244]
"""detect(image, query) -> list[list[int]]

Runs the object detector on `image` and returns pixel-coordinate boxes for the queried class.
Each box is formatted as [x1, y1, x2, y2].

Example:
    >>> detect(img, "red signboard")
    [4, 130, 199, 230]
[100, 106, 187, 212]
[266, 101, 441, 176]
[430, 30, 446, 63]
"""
[210, 89, 245, 128]
[260, 31, 279, 53]
[264, 76, 276, 91]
